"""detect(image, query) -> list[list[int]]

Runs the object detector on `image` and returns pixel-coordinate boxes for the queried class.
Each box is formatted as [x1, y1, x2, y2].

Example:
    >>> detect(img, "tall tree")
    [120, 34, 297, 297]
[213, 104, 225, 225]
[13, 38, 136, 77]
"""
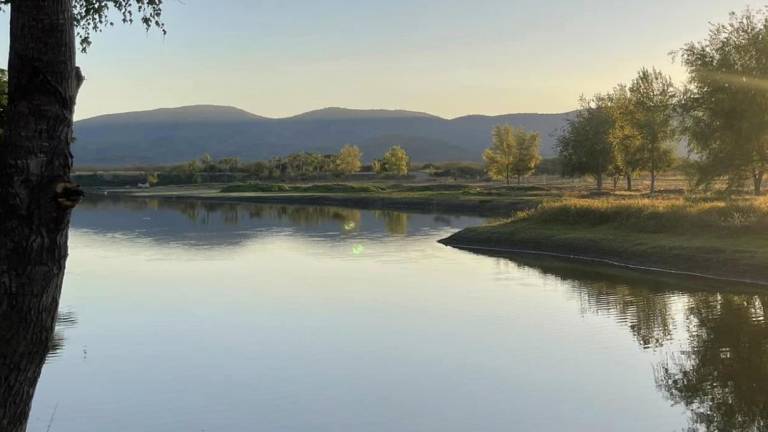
[678, 7, 768, 195]
[0, 2, 164, 431]
[335, 144, 363, 175]
[557, 95, 616, 191]
[628, 68, 677, 194]
[606, 84, 645, 191]
[511, 129, 541, 184]
[484, 125, 541, 185]
[484, 125, 516, 185]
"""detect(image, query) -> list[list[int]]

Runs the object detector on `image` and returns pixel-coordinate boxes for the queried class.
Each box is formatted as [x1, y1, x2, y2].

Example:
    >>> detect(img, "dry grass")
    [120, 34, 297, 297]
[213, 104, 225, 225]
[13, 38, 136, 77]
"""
[513, 196, 768, 235]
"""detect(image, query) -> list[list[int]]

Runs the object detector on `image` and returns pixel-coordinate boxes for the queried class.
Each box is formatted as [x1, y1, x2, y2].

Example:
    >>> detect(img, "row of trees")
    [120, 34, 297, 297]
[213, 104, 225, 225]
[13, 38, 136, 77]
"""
[559, 8, 768, 195]
[168, 144, 411, 180]
[558, 68, 676, 192]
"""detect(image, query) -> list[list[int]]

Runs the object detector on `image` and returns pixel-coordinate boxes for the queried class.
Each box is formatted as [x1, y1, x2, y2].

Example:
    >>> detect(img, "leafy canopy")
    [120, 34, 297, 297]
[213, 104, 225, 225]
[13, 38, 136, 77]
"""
[335, 145, 363, 175]
[627, 68, 677, 178]
[381, 146, 410, 176]
[483, 125, 541, 184]
[0, 0, 166, 52]
[557, 95, 617, 186]
[677, 7, 768, 192]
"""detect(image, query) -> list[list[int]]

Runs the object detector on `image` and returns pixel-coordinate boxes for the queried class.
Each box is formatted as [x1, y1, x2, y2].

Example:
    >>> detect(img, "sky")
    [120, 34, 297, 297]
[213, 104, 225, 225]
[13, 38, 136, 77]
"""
[0, 0, 761, 120]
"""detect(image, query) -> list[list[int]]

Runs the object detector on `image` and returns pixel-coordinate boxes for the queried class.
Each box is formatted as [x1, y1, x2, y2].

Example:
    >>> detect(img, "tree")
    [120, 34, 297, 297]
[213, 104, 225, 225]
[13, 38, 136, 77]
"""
[0, 68, 6, 133]
[0, 2, 165, 431]
[483, 125, 541, 185]
[511, 129, 541, 184]
[606, 85, 645, 191]
[381, 146, 410, 176]
[371, 159, 384, 174]
[678, 7, 768, 195]
[628, 68, 677, 194]
[335, 144, 363, 175]
[557, 95, 617, 191]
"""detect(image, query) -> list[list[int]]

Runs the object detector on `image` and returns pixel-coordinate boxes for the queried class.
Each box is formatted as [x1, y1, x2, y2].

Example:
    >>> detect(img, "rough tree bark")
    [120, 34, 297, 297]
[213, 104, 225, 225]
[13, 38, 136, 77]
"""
[0, 1, 83, 431]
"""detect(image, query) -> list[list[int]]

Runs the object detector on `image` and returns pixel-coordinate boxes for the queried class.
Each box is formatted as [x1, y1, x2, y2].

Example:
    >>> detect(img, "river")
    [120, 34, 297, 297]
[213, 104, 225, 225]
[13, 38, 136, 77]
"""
[26, 195, 768, 431]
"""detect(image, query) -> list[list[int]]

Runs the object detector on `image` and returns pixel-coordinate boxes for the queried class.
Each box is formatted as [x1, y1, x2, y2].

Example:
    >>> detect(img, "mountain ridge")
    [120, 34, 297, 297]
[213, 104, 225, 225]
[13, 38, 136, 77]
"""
[73, 105, 576, 166]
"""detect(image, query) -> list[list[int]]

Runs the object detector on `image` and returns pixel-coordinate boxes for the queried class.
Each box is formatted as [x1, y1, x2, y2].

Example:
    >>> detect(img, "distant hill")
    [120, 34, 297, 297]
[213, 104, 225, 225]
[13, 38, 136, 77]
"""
[73, 105, 575, 166]
[289, 107, 439, 120]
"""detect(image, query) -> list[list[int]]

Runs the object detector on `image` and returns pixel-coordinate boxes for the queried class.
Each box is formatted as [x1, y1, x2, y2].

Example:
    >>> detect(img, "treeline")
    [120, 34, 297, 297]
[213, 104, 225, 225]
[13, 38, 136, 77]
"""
[79, 145, 420, 187]
[555, 8, 768, 195]
[168, 144, 411, 182]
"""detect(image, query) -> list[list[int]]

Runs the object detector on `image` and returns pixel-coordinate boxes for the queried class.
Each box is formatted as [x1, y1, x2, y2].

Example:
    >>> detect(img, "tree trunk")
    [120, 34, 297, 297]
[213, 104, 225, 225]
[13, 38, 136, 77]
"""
[517, 174, 521, 185]
[650, 148, 657, 195]
[753, 169, 764, 196]
[596, 174, 603, 192]
[505, 166, 510, 185]
[626, 175, 632, 192]
[0, 1, 82, 431]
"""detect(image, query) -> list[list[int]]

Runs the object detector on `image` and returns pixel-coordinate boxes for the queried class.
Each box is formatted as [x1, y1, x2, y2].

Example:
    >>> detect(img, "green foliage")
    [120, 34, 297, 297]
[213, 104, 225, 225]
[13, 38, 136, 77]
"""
[379, 146, 410, 176]
[557, 95, 617, 190]
[1, 1, 166, 52]
[678, 7, 768, 195]
[483, 125, 541, 185]
[335, 145, 363, 175]
[605, 85, 645, 189]
[534, 157, 563, 176]
[429, 162, 486, 179]
[627, 68, 677, 192]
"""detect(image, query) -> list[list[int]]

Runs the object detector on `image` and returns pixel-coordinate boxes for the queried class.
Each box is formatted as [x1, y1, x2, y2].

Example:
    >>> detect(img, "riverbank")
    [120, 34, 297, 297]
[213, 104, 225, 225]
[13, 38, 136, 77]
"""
[441, 197, 768, 285]
[97, 183, 558, 217]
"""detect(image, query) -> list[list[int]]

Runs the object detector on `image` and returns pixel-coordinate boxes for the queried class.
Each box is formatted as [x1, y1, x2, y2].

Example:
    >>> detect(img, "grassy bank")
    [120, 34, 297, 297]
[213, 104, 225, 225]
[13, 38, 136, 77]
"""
[441, 197, 768, 284]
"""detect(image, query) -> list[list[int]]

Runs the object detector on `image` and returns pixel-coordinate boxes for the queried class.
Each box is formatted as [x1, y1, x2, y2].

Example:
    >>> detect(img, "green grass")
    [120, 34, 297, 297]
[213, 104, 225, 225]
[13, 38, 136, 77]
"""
[443, 196, 768, 283]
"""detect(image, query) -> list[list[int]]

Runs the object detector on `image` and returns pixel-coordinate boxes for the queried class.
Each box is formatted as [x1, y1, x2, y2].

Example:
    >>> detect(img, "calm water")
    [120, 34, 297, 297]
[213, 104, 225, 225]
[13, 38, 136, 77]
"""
[27, 196, 768, 432]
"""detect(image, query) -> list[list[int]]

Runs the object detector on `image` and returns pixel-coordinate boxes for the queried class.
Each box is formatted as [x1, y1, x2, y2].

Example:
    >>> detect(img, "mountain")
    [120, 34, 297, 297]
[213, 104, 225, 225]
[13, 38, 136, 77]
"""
[73, 105, 574, 166]
[289, 107, 439, 120]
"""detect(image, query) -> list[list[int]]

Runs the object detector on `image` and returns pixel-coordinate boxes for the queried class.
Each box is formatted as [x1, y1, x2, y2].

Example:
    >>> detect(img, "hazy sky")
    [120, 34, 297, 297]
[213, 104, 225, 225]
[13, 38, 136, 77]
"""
[0, 1, 760, 119]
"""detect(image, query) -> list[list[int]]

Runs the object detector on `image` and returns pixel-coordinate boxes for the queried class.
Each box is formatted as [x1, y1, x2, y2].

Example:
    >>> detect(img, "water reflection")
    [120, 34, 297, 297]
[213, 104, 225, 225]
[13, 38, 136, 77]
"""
[16, 196, 768, 431]
[49, 311, 78, 360]
[74, 195, 476, 247]
[655, 294, 768, 432]
[485, 254, 768, 432]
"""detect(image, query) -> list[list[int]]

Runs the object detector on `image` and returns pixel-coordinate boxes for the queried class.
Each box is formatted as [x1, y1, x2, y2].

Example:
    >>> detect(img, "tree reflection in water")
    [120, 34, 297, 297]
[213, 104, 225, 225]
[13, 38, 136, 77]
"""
[374, 210, 410, 235]
[501, 254, 768, 432]
[655, 294, 768, 432]
[0, 306, 77, 432]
